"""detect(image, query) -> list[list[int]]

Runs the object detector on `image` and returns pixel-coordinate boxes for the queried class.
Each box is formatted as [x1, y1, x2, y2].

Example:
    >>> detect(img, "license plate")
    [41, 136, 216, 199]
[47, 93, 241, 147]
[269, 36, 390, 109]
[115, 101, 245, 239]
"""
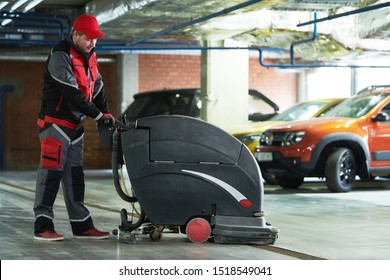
[255, 152, 273, 162]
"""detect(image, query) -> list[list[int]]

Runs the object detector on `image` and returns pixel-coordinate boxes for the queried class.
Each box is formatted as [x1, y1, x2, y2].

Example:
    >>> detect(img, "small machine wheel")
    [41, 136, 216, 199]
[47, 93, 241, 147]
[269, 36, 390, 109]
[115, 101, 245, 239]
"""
[149, 228, 163, 241]
[185, 217, 211, 243]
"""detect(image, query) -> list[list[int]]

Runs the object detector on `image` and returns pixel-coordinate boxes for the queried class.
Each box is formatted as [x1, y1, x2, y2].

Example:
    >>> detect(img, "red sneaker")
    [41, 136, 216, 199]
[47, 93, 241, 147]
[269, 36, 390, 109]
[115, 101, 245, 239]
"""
[34, 230, 64, 241]
[73, 228, 109, 240]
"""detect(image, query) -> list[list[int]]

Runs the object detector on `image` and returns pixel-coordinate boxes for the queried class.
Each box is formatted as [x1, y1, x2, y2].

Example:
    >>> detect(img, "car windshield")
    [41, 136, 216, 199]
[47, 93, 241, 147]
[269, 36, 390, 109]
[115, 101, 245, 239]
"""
[248, 94, 277, 115]
[324, 93, 388, 118]
[124, 92, 199, 121]
[270, 101, 328, 121]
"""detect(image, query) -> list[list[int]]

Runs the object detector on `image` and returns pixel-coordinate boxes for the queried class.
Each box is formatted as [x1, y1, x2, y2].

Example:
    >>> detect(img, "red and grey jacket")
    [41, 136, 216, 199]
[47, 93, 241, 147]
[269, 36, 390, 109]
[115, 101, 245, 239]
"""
[38, 37, 109, 129]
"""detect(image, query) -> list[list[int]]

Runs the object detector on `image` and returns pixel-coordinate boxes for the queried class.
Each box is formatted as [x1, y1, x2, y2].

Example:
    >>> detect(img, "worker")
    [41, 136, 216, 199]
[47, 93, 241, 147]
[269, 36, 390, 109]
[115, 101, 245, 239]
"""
[33, 14, 114, 241]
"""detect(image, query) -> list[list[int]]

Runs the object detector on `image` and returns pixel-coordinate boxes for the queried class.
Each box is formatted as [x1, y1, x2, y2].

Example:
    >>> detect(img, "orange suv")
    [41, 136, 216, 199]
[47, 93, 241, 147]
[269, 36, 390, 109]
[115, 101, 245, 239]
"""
[255, 85, 390, 192]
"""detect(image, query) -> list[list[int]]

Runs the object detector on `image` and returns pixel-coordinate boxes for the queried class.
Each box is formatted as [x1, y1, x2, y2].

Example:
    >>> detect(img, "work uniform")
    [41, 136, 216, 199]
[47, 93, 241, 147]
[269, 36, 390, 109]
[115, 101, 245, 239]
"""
[34, 37, 110, 235]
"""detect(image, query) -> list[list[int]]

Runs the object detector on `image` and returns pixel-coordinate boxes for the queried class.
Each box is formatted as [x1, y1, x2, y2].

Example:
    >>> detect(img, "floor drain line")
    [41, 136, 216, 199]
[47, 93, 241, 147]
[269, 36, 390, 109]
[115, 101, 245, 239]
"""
[250, 245, 326, 260]
[0, 181, 35, 193]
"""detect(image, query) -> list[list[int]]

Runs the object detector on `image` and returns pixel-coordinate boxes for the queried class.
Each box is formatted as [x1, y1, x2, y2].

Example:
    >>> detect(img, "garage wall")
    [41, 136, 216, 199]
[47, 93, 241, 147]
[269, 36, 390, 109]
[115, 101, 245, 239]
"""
[0, 53, 297, 170]
[1, 61, 45, 170]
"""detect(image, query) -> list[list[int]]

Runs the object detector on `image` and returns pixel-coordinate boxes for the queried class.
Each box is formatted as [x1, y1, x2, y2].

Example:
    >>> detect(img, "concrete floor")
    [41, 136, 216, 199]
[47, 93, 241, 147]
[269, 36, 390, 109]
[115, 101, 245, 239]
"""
[1, 170, 390, 260]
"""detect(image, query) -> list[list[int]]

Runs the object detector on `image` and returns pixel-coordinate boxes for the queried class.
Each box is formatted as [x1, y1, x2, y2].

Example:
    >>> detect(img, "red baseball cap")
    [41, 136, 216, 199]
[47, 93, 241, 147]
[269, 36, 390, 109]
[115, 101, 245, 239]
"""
[73, 14, 105, 39]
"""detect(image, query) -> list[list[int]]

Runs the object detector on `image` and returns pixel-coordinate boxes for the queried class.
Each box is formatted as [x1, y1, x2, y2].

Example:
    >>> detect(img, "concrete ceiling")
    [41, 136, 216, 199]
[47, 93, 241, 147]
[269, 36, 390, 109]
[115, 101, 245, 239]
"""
[0, 0, 390, 67]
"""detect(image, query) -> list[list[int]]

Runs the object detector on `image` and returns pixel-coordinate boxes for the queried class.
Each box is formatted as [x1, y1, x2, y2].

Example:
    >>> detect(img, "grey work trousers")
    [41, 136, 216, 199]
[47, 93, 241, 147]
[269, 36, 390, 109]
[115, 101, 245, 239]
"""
[34, 123, 94, 235]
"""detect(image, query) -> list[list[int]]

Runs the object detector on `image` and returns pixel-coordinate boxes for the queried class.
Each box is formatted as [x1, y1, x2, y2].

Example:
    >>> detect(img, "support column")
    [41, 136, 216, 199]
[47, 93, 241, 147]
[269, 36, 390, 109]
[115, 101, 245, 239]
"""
[200, 40, 248, 131]
[297, 70, 307, 102]
[350, 67, 357, 95]
[116, 53, 138, 114]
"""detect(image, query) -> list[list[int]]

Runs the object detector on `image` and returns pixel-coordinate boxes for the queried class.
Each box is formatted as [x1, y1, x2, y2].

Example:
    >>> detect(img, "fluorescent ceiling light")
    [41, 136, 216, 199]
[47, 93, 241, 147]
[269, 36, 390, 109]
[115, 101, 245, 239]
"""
[24, 0, 43, 12]
[10, 0, 28, 11]
[1, 18, 12, 26]
[0, 1, 9, 10]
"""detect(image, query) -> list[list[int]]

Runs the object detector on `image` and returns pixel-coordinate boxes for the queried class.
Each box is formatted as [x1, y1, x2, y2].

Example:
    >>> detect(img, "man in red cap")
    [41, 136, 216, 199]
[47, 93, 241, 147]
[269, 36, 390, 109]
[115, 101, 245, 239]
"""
[33, 14, 114, 241]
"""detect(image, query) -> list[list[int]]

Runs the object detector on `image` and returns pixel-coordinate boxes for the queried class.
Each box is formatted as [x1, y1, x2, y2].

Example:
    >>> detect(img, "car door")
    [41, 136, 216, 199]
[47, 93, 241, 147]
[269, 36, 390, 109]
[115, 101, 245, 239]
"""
[367, 102, 390, 169]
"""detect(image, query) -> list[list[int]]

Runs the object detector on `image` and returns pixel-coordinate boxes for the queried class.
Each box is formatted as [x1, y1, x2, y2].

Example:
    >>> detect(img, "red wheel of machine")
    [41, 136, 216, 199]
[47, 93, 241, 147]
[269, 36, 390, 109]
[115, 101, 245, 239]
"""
[185, 217, 211, 243]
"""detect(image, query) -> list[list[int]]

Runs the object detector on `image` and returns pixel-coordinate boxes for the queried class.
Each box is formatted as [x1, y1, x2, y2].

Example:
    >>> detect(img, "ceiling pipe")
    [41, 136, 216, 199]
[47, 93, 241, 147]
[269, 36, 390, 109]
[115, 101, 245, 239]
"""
[0, 12, 71, 47]
[7, 11, 71, 33]
[0, 54, 115, 62]
[0, 30, 59, 36]
[290, 11, 317, 65]
[97, 40, 200, 51]
[297, 1, 390, 27]
[0, 12, 67, 39]
[0, 38, 62, 46]
[257, 48, 390, 68]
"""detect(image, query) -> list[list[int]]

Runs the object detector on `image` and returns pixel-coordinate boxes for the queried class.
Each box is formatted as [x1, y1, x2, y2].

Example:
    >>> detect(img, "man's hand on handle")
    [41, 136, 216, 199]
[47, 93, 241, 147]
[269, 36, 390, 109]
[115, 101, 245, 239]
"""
[98, 113, 115, 126]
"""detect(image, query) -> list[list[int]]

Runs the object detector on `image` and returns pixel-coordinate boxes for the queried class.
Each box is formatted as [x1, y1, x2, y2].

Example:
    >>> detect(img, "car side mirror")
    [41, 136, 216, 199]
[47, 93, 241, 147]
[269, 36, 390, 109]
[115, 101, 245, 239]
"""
[249, 113, 278, 122]
[372, 112, 390, 122]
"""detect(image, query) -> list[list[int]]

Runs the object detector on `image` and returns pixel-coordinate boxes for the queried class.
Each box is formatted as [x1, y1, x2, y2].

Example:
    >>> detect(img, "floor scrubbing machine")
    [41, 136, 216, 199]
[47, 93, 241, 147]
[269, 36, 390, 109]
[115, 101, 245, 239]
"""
[98, 115, 278, 244]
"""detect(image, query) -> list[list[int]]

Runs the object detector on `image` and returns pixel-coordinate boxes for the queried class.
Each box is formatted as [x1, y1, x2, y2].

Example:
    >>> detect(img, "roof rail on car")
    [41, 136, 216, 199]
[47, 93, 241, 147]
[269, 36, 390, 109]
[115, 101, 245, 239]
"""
[357, 85, 390, 95]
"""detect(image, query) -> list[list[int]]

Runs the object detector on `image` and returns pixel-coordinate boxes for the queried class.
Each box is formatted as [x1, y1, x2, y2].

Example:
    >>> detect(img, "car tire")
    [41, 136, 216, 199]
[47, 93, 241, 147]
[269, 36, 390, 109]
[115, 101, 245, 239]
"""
[261, 170, 278, 185]
[274, 175, 304, 189]
[325, 148, 356, 193]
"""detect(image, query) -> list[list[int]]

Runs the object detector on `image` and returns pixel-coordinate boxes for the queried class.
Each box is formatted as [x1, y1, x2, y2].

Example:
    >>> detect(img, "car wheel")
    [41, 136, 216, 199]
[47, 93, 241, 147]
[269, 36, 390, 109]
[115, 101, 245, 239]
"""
[274, 175, 304, 189]
[325, 148, 356, 192]
[261, 170, 277, 185]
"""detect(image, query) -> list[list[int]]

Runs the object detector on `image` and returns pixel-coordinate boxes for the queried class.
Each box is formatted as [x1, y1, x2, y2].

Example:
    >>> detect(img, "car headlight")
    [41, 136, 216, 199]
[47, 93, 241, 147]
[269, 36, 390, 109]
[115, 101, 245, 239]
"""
[236, 134, 261, 145]
[259, 131, 306, 146]
[282, 131, 306, 146]
[259, 132, 274, 146]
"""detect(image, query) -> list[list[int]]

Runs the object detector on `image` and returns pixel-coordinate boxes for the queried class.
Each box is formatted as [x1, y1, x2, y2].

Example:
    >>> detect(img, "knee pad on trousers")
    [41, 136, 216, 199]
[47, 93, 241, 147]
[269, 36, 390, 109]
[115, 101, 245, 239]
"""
[72, 166, 85, 202]
[42, 170, 62, 206]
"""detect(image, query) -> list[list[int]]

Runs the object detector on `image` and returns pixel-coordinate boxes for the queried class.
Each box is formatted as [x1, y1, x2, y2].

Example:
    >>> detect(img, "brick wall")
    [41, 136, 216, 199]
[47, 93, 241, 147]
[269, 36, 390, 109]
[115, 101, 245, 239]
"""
[0, 53, 297, 170]
[138, 54, 201, 91]
[249, 57, 297, 110]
